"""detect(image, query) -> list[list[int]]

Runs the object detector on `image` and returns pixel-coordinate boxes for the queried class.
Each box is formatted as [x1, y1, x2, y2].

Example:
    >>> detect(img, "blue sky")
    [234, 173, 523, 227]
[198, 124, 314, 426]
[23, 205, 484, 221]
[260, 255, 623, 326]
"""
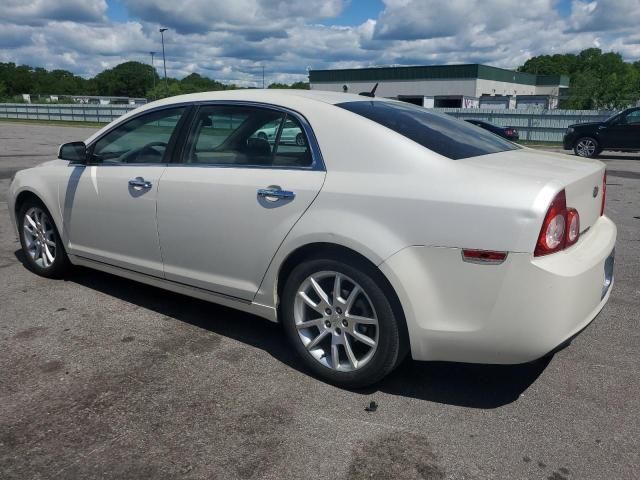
[1, 0, 639, 86]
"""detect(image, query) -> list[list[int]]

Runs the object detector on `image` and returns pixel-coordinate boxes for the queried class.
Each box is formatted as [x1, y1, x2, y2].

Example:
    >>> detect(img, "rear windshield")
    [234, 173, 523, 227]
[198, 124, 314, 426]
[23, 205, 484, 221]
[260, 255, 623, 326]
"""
[337, 100, 520, 160]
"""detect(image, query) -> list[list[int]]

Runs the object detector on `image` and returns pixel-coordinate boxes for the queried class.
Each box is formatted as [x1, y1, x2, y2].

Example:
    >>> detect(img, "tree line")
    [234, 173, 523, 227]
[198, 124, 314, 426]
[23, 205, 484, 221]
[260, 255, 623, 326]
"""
[0, 61, 309, 103]
[1, 48, 639, 109]
[518, 48, 640, 109]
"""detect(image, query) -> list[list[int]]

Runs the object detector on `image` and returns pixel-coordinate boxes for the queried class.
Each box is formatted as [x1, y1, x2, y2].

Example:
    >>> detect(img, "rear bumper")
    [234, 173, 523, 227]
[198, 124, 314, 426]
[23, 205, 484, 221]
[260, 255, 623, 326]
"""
[379, 215, 617, 364]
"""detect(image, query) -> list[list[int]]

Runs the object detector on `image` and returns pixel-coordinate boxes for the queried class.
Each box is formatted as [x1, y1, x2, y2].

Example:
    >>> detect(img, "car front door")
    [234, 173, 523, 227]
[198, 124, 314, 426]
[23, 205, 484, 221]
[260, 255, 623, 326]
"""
[60, 106, 188, 276]
[601, 109, 640, 149]
[156, 103, 325, 301]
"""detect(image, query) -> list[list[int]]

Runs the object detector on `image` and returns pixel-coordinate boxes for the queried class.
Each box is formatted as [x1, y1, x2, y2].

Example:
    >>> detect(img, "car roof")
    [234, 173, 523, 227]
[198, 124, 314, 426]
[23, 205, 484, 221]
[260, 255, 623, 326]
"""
[84, 89, 392, 145]
[144, 89, 378, 110]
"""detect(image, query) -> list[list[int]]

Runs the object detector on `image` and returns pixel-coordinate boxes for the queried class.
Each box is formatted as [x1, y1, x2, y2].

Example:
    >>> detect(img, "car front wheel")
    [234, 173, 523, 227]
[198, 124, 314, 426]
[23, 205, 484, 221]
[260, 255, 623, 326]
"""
[18, 200, 70, 278]
[281, 257, 405, 388]
[574, 137, 600, 158]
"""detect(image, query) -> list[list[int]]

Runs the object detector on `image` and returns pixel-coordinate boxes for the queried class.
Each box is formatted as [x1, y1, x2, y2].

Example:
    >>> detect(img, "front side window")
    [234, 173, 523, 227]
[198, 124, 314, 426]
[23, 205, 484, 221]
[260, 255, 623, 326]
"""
[337, 100, 520, 160]
[185, 105, 312, 167]
[622, 109, 640, 125]
[91, 107, 185, 164]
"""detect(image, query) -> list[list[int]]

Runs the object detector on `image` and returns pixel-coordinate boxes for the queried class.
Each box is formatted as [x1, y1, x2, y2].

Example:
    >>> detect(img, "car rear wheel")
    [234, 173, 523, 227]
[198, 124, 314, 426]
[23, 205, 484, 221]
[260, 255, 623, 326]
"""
[574, 137, 599, 158]
[18, 200, 70, 278]
[295, 133, 305, 146]
[281, 257, 405, 388]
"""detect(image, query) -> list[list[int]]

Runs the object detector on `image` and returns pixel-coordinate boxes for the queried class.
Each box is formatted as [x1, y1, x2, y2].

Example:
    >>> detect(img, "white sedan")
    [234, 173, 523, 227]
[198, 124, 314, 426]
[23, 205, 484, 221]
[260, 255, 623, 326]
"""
[7, 90, 616, 387]
[253, 118, 307, 146]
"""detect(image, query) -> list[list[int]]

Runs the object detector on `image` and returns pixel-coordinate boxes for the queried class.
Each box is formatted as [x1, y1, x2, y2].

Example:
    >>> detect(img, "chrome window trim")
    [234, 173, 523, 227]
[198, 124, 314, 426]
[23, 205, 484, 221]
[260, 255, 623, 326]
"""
[175, 100, 325, 172]
[81, 100, 326, 171]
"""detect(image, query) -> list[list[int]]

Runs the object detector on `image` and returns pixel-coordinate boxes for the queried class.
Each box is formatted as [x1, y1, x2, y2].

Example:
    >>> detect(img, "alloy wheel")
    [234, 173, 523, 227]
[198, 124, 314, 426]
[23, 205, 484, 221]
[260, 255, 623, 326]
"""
[22, 207, 57, 269]
[575, 138, 596, 157]
[293, 271, 379, 372]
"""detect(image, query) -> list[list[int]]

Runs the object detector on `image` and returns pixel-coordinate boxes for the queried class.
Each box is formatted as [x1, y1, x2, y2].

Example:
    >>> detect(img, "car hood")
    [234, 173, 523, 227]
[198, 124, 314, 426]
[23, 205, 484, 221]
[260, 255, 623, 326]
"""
[35, 159, 66, 168]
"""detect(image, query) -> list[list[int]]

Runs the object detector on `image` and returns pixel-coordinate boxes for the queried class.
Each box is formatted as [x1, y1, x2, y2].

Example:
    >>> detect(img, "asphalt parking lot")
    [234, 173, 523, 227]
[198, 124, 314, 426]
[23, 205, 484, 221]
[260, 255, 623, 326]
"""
[0, 121, 638, 480]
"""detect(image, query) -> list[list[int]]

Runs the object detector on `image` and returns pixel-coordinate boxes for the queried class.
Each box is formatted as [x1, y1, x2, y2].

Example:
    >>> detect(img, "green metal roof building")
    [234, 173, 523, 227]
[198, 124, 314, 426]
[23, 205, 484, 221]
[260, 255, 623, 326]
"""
[309, 64, 569, 109]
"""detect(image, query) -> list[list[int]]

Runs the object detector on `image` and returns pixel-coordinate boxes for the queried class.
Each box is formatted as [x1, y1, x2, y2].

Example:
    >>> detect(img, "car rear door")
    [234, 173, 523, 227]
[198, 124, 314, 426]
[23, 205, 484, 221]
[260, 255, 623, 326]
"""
[60, 106, 188, 277]
[156, 103, 325, 301]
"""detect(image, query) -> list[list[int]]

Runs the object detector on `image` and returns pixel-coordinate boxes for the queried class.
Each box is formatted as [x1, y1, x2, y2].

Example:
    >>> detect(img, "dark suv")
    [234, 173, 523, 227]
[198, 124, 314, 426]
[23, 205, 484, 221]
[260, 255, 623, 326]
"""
[563, 107, 640, 157]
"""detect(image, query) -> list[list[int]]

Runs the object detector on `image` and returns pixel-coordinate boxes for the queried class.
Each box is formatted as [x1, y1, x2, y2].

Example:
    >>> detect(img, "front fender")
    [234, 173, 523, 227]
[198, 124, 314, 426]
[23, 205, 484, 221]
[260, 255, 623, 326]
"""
[8, 167, 65, 245]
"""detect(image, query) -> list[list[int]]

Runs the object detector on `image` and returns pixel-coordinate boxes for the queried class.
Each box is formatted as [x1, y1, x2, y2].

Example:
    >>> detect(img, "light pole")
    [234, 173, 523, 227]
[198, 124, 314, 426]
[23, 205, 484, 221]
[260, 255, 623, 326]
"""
[149, 51, 156, 96]
[262, 65, 265, 89]
[159, 27, 168, 94]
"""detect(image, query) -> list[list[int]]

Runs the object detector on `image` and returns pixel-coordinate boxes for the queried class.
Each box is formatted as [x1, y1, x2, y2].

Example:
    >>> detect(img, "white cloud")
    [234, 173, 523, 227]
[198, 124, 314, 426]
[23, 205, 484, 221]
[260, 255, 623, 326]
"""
[0, 0, 638, 88]
[2, 0, 107, 25]
[567, 0, 640, 32]
[373, 0, 558, 40]
[122, 0, 348, 34]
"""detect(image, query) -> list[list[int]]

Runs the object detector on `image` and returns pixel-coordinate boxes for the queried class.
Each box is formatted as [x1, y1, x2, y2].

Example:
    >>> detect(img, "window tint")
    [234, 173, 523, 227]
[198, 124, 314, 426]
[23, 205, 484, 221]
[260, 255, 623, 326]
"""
[92, 107, 185, 164]
[272, 115, 311, 167]
[622, 109, 640, 125]
[337, 101, 520, 160]
[186, 106, 312, 167]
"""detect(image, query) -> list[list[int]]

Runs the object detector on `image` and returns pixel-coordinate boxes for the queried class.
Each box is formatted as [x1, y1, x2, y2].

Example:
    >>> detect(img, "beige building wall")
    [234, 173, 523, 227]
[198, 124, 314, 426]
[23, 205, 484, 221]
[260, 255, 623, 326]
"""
[474, 78, 537, 97]
[310, 79, 478, 98]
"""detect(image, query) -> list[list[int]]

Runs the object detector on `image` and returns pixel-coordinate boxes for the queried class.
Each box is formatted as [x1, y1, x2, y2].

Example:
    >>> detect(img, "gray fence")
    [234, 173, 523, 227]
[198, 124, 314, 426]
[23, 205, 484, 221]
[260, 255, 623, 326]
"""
[0, 103, 139, 123]
[433, 108, 614, 142]
[0, 103, 616, 143]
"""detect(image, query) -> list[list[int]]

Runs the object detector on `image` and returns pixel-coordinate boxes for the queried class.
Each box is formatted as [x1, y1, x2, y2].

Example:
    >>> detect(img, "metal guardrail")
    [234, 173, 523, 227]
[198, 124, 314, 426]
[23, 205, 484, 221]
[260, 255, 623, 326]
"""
[0, 103, 139, 123]
[433, 108, 614, 142]
[0, 103, 617, 143]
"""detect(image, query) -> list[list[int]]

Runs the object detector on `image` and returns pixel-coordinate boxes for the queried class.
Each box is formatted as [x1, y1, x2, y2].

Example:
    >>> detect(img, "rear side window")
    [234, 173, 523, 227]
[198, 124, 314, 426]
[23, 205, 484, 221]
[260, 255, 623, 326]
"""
[337, 101, 519, 160]
[184, 105, 312, 167]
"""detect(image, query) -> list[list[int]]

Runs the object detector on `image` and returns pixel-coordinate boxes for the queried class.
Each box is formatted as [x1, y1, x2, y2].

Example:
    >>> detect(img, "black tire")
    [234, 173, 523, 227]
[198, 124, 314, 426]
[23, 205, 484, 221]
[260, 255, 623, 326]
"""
[295, 133, 305, 146]
[17, 198, 70, 278]
[281, 256, 406, 388]
[574, 136, 600, 158]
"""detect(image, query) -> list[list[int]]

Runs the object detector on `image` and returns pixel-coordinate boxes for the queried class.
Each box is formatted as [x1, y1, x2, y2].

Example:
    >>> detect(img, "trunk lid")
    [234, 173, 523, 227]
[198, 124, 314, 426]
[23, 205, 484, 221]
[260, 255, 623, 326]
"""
[462, 148, 606, 232]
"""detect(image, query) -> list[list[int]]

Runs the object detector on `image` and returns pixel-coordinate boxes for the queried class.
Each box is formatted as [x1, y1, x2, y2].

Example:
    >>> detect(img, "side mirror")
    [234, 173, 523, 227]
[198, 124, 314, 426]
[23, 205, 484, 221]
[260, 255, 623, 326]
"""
[58, 141, 87, 163]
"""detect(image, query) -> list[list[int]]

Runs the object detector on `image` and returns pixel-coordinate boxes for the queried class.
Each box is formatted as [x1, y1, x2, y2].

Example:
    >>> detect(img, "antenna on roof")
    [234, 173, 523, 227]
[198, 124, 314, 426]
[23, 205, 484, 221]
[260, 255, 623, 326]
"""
[359, 82, 378, 98]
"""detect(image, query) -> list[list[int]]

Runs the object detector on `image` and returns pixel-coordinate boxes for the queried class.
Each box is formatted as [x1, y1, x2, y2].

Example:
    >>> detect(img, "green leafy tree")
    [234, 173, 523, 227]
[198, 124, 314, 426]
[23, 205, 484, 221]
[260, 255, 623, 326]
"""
[268, 81, 309, 89]
[519, 48, 640, 109]
[94, 61, 158, 97]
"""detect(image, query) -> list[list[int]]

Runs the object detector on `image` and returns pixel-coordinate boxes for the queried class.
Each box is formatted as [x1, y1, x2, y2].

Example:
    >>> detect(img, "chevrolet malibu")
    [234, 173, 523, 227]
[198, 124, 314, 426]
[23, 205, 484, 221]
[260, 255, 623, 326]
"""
[8, 90, 616, 387]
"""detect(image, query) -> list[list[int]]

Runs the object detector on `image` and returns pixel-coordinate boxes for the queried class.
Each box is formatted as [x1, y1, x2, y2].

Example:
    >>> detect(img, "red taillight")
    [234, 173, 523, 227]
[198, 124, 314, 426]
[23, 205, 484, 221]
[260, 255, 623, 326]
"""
[535, 190, 567, 256]
[534, 190, 582, 256]
[566, 208, 580, 247]
[600, 171, 607, 216]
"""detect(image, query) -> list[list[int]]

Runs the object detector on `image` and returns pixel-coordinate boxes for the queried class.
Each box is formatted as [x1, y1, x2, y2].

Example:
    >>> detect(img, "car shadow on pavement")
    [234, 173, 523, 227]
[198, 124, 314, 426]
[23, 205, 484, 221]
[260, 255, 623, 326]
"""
[372, 355, 550, 409]
[597, 153, 640, 161]
[15, 252, 550, 409]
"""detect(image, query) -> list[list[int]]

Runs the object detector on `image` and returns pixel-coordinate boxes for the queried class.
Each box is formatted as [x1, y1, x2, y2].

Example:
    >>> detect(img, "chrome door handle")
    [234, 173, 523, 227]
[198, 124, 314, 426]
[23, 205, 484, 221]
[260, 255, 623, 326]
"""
[128, 177, 152, 189]
[257, 188, 295, 201]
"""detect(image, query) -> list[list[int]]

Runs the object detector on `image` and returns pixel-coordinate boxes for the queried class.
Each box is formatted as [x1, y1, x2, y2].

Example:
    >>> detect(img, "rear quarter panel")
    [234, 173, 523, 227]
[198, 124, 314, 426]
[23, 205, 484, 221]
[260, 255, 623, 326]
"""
[254, 105, 551, 308]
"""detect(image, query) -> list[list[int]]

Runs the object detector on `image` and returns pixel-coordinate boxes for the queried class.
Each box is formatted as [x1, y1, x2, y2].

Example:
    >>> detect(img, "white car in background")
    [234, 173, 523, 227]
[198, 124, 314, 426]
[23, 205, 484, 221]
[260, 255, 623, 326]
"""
[7, 90, 615, 387]
[254, 117, 306, 146]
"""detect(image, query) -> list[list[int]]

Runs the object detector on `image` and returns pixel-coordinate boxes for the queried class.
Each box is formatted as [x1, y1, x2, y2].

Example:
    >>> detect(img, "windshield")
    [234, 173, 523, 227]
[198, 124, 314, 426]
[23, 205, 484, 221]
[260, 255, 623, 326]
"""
[337, 100, 520, 160]
[605, 110, 623, 123]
